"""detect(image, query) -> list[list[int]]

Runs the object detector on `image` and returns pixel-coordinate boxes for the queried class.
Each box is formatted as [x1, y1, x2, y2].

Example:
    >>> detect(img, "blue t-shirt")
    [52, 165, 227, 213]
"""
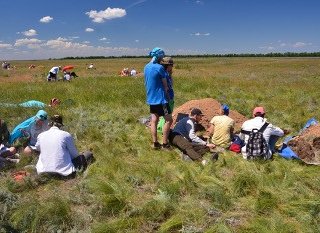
[144, 62, 167, 105]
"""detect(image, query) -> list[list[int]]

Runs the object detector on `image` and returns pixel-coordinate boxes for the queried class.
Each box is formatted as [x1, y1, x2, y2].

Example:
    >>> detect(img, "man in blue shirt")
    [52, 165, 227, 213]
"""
[144, 48, 173, 149]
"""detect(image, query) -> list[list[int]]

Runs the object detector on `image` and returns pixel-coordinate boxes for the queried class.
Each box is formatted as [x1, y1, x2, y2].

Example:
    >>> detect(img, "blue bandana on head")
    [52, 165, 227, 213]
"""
[222, 104, 230, 115]
[149, 47, 165, 63]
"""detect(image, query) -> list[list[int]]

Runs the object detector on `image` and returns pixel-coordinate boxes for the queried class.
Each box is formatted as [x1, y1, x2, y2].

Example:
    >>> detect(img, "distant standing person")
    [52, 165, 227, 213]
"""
[144, 47, 172, 149]
[47, 66, 61, 81]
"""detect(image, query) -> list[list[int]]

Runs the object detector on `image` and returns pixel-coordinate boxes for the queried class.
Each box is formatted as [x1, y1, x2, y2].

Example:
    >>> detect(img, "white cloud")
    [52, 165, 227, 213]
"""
[293, 42, 312, 48]
[83, 41, 90, 44]
[0, 43, 12, 49]
[86, 7, 126, 23]
[135, 40, 139, 43]
[191, 32, 210, 36]
[259, 46, 275, 50]
[56, 37, 69, 41]
[280, 43, 286, 47]
[46, 38, 91, 49]
[40, 16, 53, 23]
[195, 0, 204, 4]
[22, 29, 37, 37]
[85, 28, 94, 32]
[100, 37, 107, 41]
[14, 38, 42, 47]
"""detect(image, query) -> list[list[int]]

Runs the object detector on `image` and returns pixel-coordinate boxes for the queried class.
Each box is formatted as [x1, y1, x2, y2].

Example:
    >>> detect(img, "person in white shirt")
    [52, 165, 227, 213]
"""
[240, 106, 286, 159]
[130, 68, 137, 77]
[35, 115, 79, 177]
[47, 66, 61, 81]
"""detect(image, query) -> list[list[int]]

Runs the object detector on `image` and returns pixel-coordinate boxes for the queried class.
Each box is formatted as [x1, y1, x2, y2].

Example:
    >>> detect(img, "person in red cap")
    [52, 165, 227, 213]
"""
[239, 106, 287, 159]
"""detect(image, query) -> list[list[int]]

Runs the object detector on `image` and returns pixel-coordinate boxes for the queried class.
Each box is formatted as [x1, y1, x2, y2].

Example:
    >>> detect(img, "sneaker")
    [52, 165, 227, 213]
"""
[181, 153, 192, 161]
[211, 152, 219, 161]
[152, 142, 162, 150]
[161, 143, 172, 151]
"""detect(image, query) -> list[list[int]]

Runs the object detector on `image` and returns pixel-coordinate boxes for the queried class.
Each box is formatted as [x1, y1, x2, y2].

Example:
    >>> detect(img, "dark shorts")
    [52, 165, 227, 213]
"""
[150, 103, 172, 116]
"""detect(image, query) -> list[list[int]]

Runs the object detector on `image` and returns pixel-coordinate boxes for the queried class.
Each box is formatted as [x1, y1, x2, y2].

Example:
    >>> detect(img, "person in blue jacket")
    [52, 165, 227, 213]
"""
[10, 110, 49, 155]
[0, 98, 60, 108]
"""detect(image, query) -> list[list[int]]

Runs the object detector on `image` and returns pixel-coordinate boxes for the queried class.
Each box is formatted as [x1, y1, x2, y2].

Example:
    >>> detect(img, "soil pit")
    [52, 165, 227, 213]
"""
[287, 124, 320, 164]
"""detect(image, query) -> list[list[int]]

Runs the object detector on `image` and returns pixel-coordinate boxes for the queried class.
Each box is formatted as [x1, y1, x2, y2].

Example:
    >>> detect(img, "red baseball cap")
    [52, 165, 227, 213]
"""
[253, 106, 265, 116]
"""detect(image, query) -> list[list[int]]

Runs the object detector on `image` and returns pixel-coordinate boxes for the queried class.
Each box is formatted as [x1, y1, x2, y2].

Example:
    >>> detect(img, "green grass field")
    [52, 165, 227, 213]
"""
[0, 57, 320, 232]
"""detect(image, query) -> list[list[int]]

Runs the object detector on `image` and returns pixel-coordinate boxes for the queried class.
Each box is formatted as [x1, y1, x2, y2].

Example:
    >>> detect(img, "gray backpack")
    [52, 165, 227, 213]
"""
[241, 122, 269, 159]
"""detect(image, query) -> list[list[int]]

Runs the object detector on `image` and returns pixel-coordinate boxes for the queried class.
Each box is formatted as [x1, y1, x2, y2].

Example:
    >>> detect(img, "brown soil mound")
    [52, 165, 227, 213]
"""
[172, 98, 248, 132]
[287, 124, 320, 164]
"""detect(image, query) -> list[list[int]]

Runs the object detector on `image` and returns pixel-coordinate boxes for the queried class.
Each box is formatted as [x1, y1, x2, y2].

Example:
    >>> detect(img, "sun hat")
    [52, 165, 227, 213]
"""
[36, 110, 48, 121]
[191, 108, 204, 116]
[253, 106, 265, 116]
[160, 57, 174, 65]
[149, 47, 165, 59]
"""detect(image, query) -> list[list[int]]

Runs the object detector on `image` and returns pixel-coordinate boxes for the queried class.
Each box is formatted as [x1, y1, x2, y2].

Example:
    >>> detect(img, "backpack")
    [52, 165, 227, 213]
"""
[241, 122, 269, 160]
[229, 135, 245, 153]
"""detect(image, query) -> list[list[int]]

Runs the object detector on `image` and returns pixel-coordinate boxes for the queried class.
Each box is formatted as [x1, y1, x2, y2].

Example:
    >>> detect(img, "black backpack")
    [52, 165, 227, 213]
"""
[241, 122, 269, 160]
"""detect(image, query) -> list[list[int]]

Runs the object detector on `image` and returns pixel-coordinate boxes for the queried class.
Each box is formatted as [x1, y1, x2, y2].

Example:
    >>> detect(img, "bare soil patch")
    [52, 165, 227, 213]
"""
[287, 124, 320, 164]
[0, 74, 34, 83]
[172, 98, 248, 132]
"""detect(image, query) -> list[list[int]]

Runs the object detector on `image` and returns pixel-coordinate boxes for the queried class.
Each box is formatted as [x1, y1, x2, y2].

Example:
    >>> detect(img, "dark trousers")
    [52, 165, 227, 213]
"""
[169, 132, 209, 161]
[48, 72, 57, 81]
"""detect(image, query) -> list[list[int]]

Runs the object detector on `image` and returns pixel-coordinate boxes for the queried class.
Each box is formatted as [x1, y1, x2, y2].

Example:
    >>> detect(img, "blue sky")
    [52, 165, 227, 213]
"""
[1, 0, 320, 60]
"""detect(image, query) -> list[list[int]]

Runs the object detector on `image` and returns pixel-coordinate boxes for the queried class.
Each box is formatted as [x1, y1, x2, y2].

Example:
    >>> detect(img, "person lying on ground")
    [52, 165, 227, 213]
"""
[0, 98, 60, 108]
[10, 110, 49, 155]
[169, 108, 216, 163]
[239, 106, 288, 160]
[207, 104, 235, 149]
[35, 115, 93, 178]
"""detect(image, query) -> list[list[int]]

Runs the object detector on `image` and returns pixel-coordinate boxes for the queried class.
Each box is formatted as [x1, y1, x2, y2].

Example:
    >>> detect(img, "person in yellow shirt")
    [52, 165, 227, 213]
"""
[207, 104, 235, 148]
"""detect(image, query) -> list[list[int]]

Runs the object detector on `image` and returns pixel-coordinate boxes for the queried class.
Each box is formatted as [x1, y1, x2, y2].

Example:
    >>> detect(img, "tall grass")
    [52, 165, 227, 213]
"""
[1, 57, 320, 232]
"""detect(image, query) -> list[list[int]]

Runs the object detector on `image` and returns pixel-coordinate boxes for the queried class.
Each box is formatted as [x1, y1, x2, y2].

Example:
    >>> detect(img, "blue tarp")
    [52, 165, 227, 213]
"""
[278, 118, 318, 160]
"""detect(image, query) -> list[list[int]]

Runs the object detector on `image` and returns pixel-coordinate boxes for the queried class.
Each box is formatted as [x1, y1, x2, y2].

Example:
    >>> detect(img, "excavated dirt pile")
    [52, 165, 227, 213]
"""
[287, 124, 320, 164]
[172, 98, 248, 132]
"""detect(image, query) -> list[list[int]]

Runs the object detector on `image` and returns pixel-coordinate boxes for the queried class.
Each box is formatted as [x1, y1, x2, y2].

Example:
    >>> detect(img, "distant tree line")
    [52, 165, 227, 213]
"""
[53, 52, 320, 60]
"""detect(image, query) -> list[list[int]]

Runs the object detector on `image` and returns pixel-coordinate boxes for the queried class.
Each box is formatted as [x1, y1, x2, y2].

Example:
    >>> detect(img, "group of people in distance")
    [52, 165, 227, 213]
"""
[0, 100, 93, 178]
[143, 47, 288, 165]
[120, 67, 137, 77]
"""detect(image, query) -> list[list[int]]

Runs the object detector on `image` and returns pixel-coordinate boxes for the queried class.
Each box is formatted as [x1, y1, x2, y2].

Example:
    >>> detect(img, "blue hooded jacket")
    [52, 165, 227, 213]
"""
[10, 110, 48, 145]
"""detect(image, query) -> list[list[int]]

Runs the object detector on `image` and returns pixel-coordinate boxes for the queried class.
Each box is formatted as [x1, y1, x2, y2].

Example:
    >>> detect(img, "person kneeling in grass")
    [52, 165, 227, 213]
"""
[35, 115, 93, 178]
